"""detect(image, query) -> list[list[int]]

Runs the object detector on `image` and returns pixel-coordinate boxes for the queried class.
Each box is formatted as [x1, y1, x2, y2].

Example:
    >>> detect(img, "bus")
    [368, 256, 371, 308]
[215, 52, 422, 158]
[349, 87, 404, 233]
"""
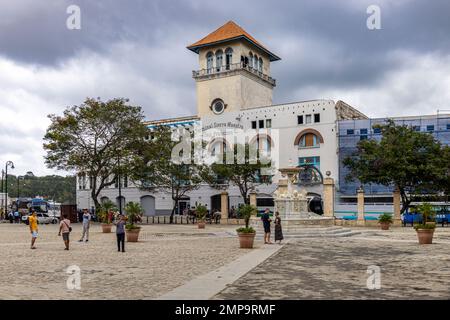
[15, 198, 50, 215]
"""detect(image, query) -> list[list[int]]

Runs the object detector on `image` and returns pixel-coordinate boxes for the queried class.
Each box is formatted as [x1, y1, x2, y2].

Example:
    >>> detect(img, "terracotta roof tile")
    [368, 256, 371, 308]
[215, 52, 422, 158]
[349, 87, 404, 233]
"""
[187, 21, 280, 61]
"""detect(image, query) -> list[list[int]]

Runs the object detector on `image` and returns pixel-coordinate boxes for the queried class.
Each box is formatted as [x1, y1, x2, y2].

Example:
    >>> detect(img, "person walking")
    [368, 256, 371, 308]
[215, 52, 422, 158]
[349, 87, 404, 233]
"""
[261, 208, 272, 244]
[115, 215, 126, 253]
[58, 213, 72, 250]
[274, 211, 284, 244]
[79, 208, 91, 242]
[28, 210, 38, 249]
[8, 211, 14, 223]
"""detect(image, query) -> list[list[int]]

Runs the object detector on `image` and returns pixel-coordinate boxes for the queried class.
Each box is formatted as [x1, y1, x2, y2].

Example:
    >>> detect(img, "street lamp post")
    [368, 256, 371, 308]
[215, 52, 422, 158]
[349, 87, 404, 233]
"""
[17, 175, 24, 200]
[1, 170, 4, 218]
[4, 161, 15, 216]
[117, 154, 122, 215]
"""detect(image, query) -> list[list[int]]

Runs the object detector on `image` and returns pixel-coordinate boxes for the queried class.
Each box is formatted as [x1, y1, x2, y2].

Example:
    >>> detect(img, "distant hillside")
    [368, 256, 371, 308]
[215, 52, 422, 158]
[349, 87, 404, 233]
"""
[1, 174, 76, 204]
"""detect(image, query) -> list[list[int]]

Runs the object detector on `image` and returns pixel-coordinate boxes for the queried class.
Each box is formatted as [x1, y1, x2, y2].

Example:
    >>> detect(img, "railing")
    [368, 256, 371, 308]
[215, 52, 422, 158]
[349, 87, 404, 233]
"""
[192, 62, 276, 86]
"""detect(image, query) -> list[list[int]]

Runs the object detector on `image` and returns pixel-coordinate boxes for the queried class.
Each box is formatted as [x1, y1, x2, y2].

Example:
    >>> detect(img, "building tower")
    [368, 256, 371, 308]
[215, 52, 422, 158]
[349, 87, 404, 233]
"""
[187, 21, 281, 117]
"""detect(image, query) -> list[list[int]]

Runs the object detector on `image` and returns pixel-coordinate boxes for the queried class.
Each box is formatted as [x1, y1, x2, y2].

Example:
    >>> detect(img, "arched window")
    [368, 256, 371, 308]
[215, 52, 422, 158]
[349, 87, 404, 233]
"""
[215, 50, 223, 72]
[253, 54, 258, 70]
[258, 58, 263, 72]
[225, 48, 233, 70]
[299, 133, 320, 148]
[249, 52, 253, 69]
[206, 52, 214, 74]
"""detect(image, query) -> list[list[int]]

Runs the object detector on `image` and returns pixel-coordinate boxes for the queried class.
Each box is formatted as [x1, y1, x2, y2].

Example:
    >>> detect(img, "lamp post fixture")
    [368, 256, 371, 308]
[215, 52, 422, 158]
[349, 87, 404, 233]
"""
[117, 154, 122, 215]
[17, 175, 24, 200]
[1, 170, 4, 218]
[4, 161, 15, 215]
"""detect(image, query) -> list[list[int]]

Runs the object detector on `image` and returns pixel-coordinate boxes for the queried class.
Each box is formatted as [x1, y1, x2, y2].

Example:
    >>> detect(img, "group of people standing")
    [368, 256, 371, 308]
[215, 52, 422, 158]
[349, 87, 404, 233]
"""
[27, 208, 127, 253]
[261, 208, 284, 244]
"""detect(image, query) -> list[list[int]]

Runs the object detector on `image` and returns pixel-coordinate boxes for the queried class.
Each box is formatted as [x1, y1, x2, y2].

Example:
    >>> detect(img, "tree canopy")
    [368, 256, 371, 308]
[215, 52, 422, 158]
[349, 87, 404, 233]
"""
[343, 120, 450, 213]
[43, 97, 148, 208]
[131, 126, 208, 222]
[206, 143, 274, 204]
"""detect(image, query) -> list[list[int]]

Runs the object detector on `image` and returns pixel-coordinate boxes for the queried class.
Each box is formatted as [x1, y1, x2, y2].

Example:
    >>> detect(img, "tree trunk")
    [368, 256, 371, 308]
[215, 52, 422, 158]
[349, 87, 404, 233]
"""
[91, 188, 100, 211]
[400, 189, 411, 214]
[170, 203, 177, 224]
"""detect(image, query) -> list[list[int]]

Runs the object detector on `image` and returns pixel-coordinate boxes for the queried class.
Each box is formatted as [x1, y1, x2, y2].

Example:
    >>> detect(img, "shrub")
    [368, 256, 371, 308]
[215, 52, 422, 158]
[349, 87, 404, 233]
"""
[378, 213, 393, 224]
[195, 205, 207, 221]
[236, 226, 255, 234]
[98, 200, 117, 224]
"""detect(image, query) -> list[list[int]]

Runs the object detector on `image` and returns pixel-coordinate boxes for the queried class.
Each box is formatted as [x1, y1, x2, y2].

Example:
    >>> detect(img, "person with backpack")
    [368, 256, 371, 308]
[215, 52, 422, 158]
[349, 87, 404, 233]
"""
[58, 213, 72, 250]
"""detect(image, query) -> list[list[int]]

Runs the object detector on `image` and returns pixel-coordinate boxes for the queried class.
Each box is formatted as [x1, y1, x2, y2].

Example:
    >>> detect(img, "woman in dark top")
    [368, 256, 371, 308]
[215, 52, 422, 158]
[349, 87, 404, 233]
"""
[261, 208, 272, 244]
[274, 211, 284, 244]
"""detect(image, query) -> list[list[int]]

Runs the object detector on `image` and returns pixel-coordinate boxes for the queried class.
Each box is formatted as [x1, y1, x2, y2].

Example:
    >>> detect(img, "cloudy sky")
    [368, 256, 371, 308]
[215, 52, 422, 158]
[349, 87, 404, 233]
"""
[1, 0, 449, 176]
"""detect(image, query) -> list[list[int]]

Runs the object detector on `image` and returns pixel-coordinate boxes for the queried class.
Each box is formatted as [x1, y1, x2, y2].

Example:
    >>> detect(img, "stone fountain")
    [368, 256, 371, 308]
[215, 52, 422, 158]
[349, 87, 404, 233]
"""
[250, 166, 334, 231]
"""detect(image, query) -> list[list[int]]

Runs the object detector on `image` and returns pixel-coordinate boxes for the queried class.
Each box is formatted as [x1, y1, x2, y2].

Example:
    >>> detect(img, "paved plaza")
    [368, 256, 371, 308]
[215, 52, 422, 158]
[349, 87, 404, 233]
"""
[1, 223, 450, 300]
[0, 223, 245, 300]
[215, 229, 450, 300]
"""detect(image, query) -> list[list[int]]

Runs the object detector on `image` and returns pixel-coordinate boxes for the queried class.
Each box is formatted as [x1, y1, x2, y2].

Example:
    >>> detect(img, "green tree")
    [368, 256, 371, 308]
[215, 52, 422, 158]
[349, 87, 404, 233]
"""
[206, 143, 274, 204]
[3, 174, 76, 204]
[131, 126, 208, 223]
[43, 97, 147, 209]
[343, 120, 449, 213]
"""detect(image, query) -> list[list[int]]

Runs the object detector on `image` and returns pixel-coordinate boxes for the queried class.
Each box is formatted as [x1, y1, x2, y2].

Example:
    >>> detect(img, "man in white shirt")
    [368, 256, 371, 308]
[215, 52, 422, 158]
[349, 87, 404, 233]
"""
[79, 208, 91, 242]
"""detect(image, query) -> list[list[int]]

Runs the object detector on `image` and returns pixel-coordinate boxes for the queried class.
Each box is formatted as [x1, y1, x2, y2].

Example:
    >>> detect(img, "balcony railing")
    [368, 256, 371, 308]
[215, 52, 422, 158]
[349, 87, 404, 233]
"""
[192, 62, 276, 86]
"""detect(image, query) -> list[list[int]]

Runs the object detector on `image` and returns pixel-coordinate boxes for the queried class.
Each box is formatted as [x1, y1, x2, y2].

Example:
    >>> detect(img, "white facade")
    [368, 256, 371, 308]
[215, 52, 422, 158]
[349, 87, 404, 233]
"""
[76, 22, 367, 216]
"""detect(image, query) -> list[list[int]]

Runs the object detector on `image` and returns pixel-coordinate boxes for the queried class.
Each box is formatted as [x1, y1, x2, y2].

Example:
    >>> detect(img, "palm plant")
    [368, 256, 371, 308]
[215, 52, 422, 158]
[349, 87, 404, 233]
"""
[195, 205, 207, 222]
[378, 213, 393, 224]
[236, 204, 256, 233]
[124, 201, 143, 230]
[414, 202, 436, 230]
[98, 200, 117, 224]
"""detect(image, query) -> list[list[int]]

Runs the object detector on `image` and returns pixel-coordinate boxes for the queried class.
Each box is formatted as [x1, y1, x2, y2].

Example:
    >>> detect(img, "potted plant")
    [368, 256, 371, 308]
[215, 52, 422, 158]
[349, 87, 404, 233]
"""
[98, 200, 117, 233]
[414, 203, 436, 244]
[378, 213, 393, 230]
[196, 205, 207, 229]
[236, 204, 256, 248]
[124, 202, 143, 242]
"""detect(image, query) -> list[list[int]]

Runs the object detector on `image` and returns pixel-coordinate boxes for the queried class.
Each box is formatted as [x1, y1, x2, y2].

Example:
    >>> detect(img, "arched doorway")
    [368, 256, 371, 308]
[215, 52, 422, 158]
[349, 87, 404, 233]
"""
[140, 195, 156, 216]
[100, 196, 110, 204]
[210, 194, 222, 212]
[177, 197, 190, 215]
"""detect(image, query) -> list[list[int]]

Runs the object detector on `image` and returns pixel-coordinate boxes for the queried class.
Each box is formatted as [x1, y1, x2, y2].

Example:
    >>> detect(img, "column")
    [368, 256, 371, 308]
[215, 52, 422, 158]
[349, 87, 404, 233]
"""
[357, 187, 365, 226]
[249, 191, 257, 215]
[323, 178, 335, 218]
[220, 192, 228, 224]
[393, 187, 401, 226]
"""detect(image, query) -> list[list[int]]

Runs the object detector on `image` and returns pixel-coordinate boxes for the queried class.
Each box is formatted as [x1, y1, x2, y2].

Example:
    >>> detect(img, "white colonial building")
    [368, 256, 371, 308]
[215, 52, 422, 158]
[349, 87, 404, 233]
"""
[76, 21, 368, 217]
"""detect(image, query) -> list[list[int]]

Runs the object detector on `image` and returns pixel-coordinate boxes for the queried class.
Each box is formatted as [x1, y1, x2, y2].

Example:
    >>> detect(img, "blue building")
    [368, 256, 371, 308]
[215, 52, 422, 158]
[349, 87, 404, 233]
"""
[338, 114, 450, 204]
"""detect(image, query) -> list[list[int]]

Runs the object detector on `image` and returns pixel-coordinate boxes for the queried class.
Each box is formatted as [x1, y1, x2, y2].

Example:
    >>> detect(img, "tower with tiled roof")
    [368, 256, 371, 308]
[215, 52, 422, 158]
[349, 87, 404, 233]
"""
[188, 21, 280, 117]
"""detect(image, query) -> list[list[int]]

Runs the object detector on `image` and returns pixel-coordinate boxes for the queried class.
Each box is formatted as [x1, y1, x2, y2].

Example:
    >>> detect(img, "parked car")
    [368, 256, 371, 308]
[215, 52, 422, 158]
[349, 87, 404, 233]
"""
[21, 213, 58, 225]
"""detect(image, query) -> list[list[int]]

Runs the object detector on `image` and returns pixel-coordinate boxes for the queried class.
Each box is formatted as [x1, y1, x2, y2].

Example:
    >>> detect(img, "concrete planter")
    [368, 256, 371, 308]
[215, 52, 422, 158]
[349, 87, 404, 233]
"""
[126, 228, 141, 242]
[237, 232, 256, 249]
[101, 223, 112, 233]
[416, 229, 434, 244]
[380, 222, 391, 230]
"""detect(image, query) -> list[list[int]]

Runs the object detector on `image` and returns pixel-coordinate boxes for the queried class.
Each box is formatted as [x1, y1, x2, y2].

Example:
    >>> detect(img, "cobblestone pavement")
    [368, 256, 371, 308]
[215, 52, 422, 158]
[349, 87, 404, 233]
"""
[0, 223, 246, 300]
[214, 228, 450, 300]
